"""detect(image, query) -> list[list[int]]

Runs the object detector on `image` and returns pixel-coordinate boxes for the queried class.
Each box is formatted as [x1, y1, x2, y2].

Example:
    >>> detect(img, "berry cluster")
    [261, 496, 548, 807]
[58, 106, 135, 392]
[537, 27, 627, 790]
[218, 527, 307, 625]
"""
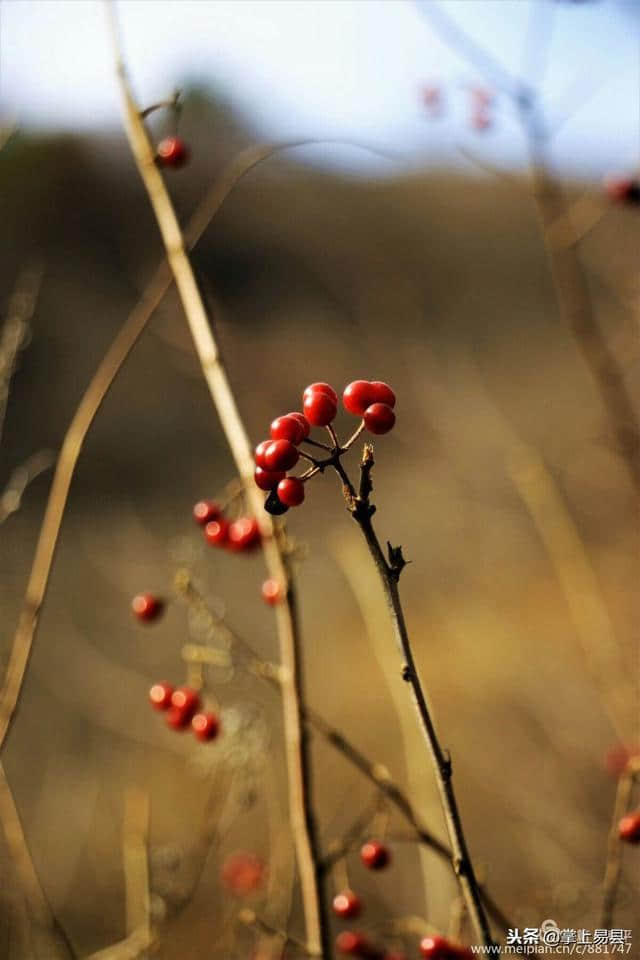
[254, 380, 396, 514]
[156, 135, 189, 169]
[618, 810, 640, 844]
[193, 499, 261, 552]
[149, 682, 220, 743]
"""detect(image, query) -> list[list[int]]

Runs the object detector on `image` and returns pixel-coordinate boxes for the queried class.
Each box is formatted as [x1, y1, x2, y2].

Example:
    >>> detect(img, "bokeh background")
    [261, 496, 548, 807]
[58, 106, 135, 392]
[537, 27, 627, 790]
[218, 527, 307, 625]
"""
[0, 1, 639, 957]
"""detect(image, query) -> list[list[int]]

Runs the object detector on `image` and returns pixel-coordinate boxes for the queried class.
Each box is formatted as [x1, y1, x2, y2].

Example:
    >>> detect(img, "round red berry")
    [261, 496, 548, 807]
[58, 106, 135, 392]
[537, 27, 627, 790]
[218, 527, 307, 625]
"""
[369, 380, 396, 408]
[265, 439, 299, 472]
[166, 705, 192, 730]
[191, 711, 220, 742]
[303, 391, 337, 426]
[170, 687, 200, 719]
[149, 682, 173, 711]
[360, 840, 390, 870]
[254, 440, 271, 468]
[254, 466, 286, 491]
[221, 852, 266, 896]
[419, 935, 454, 959]
[303, 382, 338, 404]
[204, 517, 229, 547]
[287, 411, 311, 438]
[343, 380, 375, 416]
[157, 136, 189, 168]
[363, 403, 395, 435]
[131, 593, 164, 622]
[277, 476, 305, 507]
[332, 889, 362, 919]
[192, 499, 221, 526]
[261, 578, 283, 605]
[619, 811, 640, 843]
[270, 415, 304, 445]
[227, 516, 261, 551]
[336, 931, 369, 956]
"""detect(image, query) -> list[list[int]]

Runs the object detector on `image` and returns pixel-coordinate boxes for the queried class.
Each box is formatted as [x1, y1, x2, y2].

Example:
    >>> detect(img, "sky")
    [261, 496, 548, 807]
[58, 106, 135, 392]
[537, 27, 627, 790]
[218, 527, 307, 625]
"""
[1, 0, 638, 178]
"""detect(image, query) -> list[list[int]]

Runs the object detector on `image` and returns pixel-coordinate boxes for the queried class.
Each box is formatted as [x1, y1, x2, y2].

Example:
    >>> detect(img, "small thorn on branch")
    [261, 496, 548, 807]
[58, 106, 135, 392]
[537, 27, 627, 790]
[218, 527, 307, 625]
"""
[387, 541, 408, 580]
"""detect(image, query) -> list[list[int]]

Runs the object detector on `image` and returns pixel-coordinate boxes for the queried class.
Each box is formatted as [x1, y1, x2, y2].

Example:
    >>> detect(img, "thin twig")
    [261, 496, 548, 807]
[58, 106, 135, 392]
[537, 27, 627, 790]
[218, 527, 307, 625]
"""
[341, 444, 494, 948]
[104, 4, 326, 951]
[122, 789, 151, 952]
[600, 758, 640, 928]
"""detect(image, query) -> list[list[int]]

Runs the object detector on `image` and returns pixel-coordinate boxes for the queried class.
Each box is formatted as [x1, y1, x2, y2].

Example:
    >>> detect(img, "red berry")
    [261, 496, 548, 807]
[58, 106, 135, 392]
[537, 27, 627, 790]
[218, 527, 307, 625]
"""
[287, 411, 311, 438]
[303, 391, 337, 426]
[360, 840, 390, 870]
[192, 499, 221, 526]
[277, 476, 305, 507]
[204, 517, 229, 547]
[166, 705, 192, 730]
[265, 439, 299, 472]
[228, 516, 261, 551]
[619, 811, 640, 843]
[254, 440, 271, 468]
[336, 931, 369, 956]
[149, 682, 173, 711]
[191, 711, 220, 742]
[343, 380, 375, 416]
[369, 381, 396, 408]
[303, 382, 338, 404]
[363, 403, 395, 435]
[332, 889, 362, 919]
[420, 935, 465, 959]
[270, 415, 304, 445]
[157, 136, 189, 168]
[131, 593, 164, 622]
[261, 578, 283, 605]
[221, 852, 266, 896]
[171, 686, 200, 716]
[254, 466, 286, 491]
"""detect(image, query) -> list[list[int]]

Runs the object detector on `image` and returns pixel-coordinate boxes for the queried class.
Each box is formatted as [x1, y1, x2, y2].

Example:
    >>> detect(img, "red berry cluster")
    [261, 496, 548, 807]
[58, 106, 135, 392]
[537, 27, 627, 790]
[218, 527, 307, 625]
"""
[193, 499, 261, 552]
[156, 135, 189, 169]
[131, 592, 164, 622]
[149, 682, 220, 743]
[254, 380, 396, 514]
[618, 810, 640, 843]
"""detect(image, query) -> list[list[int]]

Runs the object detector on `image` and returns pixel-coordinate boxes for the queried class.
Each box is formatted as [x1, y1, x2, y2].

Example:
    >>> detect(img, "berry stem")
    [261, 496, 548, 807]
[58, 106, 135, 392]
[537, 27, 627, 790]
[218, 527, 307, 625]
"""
[105, 6, 327, 954]
[325, 423, 340, 449]
[342, 420, 366, 451]
[302, 437, 333, 452]
[344, 445, 494, 949]
[600, 757, 640, 928]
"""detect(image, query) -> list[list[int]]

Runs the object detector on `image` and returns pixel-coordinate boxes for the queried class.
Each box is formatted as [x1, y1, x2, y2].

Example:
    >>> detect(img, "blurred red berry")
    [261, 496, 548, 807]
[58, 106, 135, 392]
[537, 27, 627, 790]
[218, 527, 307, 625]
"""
[270, 414, 304, 445]
[204, 517, 229, 547]
[157, 136, 189, 168]
[332, 889, 362, 919]
[221, 852, 266, 896]
[619, 811, 640, 843]
[254, 440, 271, 468]
[166, 705, 192, 730]
[421, 84, 441, 109]
[419, 936, 452, 959]
[360, 840, 390, 870]
[369, 381, 396, 408]
[131, 593, 164, 622]
[605, 742, 640, 778]
[277, 476, 305, 507]
[192, 499, 221, 526]
[343, 380, 375, 416]
[303, 382, 338, 404]
[304, 391, 337, 426]
[287, 411, 311, 438]
[265, 439, 299, 472]
[471, 86, 493, 108]
[363, 403, 395, 435]
[170, 687, 200, 721]
[336, 931, 370, 956]
[149, 682, 173, 711]
[255, 466, 286, 491]
[471, 111, 491, 132]
[192, 711, 220, 742]
[262, 578, 283, 605]
[604, 176, 640, 206]
[228, 516, 261, 551]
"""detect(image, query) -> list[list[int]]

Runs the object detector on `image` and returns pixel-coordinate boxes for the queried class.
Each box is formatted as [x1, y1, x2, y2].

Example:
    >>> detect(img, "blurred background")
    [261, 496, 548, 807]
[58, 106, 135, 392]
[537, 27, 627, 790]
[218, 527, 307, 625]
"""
[0, 1, 639, 957]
